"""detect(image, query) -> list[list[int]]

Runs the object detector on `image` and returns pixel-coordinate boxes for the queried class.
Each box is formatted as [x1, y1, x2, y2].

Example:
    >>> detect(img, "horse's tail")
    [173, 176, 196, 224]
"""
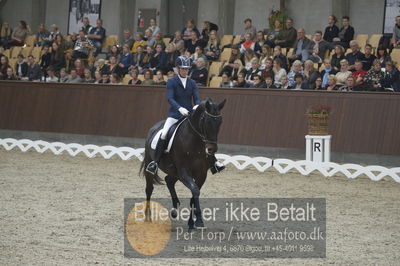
[139, 159, 164, 185]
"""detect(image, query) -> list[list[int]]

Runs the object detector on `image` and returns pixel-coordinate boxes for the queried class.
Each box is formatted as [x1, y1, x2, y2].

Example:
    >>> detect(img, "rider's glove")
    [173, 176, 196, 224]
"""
[178, 107, 189, 116]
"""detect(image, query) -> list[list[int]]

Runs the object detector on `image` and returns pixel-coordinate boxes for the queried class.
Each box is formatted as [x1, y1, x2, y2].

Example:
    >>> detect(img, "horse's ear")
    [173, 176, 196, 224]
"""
[218, 99, 227, 110]
[205, 99, 212, 112]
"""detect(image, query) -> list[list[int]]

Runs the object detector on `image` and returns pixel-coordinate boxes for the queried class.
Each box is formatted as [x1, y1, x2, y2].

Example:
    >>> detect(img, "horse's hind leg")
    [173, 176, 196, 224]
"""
[179, 169, 203, 230]
[165, 175, 180, 219]
[144, 171, 154, 221]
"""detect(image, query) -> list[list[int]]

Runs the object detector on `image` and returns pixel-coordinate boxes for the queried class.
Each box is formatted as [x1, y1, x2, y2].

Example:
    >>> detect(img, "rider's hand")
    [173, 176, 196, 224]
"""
[178, 107, 189, 116]
[192, 105, 199, 110]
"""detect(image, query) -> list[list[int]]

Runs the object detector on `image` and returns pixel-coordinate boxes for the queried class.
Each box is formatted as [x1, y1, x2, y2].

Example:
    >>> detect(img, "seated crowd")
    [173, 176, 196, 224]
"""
[0, 14, 399, 91]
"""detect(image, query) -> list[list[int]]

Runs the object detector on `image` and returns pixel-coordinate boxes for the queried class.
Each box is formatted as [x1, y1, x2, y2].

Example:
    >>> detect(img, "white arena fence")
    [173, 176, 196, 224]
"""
[0, 138, 399, 183]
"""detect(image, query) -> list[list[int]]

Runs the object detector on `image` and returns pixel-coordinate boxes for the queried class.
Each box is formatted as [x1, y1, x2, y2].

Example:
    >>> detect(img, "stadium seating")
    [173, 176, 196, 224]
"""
[102, 35, 118, 49]
[31, 46, 42, 63]
[232, 35, 241, 45]
[220, 48, 231, 61]
[209, 76, 222, 87]
[21, 47, 33, 58]
[122, 74, 131, 85]
[163, 38, 171, 45]
[368, 34, 382, 48]
[220, 35, 233, 47]
[391, 49, 400, 66]
[10, 47, 22, 59]
[25, 35, 36, 47]
[355, 34, 368, 47]
[208, 61, 223, 77]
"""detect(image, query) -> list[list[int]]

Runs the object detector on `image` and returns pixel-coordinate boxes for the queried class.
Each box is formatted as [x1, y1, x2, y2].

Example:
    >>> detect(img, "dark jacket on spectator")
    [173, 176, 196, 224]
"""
[186, 39, 204, 54]
[345, 51, 364, 67]
[50, 51, 65, 71]
[15, 61, 28, 77]
[40, 53, 51, 71]
[338, 26, 354, 47]
[323, 25, 339, 42]
[381, 68, 400, 92]
[274, 54, 288, 70]
[27, 63, 42, 81]
[331, 54, 346, 71]
[152, 51, 167, 73]
[276, 27, 297, 47]
[314, 39, 330, 60]
[190, 67, 208, 86]
[361, 54, 377, 71]
[293, 37, 314, 56]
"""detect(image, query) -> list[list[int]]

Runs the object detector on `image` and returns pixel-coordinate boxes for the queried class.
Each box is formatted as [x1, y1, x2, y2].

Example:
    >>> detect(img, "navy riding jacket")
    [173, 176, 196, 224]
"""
[166, 76, 201, 119]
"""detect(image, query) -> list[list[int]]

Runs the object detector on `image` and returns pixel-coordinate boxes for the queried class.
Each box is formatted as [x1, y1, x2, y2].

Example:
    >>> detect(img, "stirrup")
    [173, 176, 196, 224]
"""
[210, 161, 225, 174]
[146, 161, 158, 175]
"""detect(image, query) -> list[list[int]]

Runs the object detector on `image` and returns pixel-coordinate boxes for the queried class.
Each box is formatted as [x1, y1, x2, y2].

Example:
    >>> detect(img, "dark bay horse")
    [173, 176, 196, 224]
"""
[140, 98, 226, 229]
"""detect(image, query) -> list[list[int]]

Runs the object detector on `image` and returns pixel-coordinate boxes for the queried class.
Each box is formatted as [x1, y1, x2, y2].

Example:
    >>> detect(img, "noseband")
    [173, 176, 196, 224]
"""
[188, 110, 221, 145]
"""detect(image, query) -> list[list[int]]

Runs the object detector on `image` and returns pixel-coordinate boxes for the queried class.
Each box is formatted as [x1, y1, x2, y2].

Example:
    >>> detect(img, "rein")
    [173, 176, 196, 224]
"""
[187, 110, 221, 144]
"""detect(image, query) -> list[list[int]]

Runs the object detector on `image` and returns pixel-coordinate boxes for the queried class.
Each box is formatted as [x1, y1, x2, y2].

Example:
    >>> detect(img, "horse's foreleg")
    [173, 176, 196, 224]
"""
[145, 172, 154, 222]
[165, 175, 180, 219]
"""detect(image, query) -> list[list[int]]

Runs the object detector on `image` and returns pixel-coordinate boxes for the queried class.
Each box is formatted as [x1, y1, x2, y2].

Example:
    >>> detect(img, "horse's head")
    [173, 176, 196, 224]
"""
[191, 98, 226, 155]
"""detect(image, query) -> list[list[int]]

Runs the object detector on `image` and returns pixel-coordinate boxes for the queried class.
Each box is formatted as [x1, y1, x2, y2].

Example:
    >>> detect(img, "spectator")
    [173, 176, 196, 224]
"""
[59, 68, 69, 83]
[148, 18, 160, 37]
[96, 58, 109, 75]
[220, 72, 234, 88]
[165, 43, 179, 73]
[273, 58, 287, 87]
[290, 73, 309, 90]
[200, 21, 218, 43]
[326, 75, 340, 91]
[72, 30, 94, 59]
[154, 70, 166, 85]
[3, 67, 17, 80]
[109, 73, 122, 84]
[320, 59, 337, 87]
[204, 30, 221, 61]
[234, 72, 249, 88]
[313, 77, 324, 90]
[261, 58, 274, 80]
[150, 43, 167, 74]
[106, 45, 121, 61]
[99, 73, 109, 84]
[81, 17, 92, 34]
[266, 19, 282, 46]
[82, 68, 94, 83]
[243, 48, 257, 71]
[0, 22, 12, 48]
[323, 15, 339, 43]
[273, 45, 288, 70]
[49, 42, 66, 72]
[340, 75, 356, 91]
[380, 61, 400, 92]
[350, 60, 367, 90]
[331, 16, 354, 48]
[254, 31, 266, 55]
[361, 44, 376, 71]
[74, 58, 85, 78]
[132, 44, 145, 70]
[122, 29, 134, 50]
[48, 24, 60, 43]
[8, 20, 29, 47]
[171, 31, 185, 49]
[25, 55, 41, 81]
[153, 32, 166, 50]
[376, 45, 391, 68]
[107, 55, 124, 77]
[87, 19, 106, 56]
[137, 45, 150, 73]
[15, 54, 28, 79]
[142, 69, 155, 86]
[274, 18, 297, 48]
[128, 69, 142, 85]
[264, 75, 277, 89]
[186, 31, 203, 54]
[279, 75, 290, 89]
[391, 15, 400, 48]
[66, 69, 83, 83]
[259, 46, 273, 70]
[303, 60, 321, 89]
[364, 59, 384, 91]
[36, 23, 50, 46]
[40, 45, 51, 75]
[288, 28, 313, 63]
[249, 74, 265, 88]
[335, 59, 352, 85]
[310, 31, 329, 63]
[182, 20, 200, 48]
[190, 46, 207, 66]
[141, 45, 156, 72]
[131, 32, 147, 53]
[240, 33, 256, 54]
[330, 45, 346, 72]
[118, 44, 134, 75]
[287, 60, 304, 86]
[0, 46, 4, 58]
[167, 71, 176, 79]
[144, 29, 155, 47]
[241, 18, 257, 42]
[0, 55, 11, 78]
[220, 45, 243, 80]
[345, 40, 364, 71]
[43, 67, 58, 83]
[244, 58, 262, 84]
[93, 70, 102, 84]
[54, 34, 67, 51]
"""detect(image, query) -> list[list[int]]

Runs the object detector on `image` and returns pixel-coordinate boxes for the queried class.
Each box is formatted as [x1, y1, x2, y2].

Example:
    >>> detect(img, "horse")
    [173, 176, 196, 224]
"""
[139, 98, 226, 230]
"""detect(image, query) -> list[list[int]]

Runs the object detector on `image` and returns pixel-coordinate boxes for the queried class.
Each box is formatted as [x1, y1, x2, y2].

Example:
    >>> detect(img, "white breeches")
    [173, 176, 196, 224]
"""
[160, 117, 178, 140]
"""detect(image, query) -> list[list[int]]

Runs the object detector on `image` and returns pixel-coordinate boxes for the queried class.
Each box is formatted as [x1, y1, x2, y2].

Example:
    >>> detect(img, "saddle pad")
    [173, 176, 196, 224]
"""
[150, 118, 187, 152]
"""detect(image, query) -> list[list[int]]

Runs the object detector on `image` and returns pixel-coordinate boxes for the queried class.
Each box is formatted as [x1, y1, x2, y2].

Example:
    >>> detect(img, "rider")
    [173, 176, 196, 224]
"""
[146, 55, 225, 175]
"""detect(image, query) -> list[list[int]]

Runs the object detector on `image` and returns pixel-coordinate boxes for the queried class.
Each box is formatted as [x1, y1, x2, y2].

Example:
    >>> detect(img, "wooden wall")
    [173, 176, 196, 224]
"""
[1, 81, 399, 155]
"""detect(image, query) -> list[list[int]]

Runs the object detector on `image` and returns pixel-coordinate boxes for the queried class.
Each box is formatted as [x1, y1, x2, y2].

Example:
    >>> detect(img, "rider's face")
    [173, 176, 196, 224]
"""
[179, 68, 189, 77]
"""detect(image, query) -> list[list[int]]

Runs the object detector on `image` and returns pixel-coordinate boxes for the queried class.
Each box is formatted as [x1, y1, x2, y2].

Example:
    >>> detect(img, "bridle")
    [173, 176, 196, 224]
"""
[187, 110, 221, 145]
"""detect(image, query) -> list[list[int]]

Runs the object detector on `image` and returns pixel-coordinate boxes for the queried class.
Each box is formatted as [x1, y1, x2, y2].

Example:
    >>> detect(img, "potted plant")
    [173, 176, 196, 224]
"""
[306, 104, 332, 135]
[268, 7, 288, 30]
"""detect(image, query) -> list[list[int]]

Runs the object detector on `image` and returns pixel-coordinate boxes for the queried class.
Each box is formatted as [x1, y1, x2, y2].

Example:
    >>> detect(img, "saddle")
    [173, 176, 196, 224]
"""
[150, 117, 187, 153]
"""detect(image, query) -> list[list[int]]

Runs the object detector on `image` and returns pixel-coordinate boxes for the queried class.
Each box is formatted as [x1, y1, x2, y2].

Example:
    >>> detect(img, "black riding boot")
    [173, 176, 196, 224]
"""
[209, 155, 225, 174]
[146, 138, 167, 175]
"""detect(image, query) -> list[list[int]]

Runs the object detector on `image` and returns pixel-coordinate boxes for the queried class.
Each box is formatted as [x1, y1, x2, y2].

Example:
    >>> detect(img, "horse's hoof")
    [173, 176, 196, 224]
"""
[195, 219, 205, 229]
[170, 208, 178, 219]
